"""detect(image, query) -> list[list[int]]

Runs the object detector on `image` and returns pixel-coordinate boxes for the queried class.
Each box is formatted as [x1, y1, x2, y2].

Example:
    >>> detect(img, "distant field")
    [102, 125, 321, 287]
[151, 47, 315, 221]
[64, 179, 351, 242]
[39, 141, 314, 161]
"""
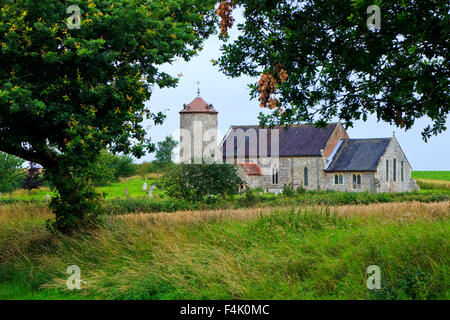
[412, 171, 450, 181]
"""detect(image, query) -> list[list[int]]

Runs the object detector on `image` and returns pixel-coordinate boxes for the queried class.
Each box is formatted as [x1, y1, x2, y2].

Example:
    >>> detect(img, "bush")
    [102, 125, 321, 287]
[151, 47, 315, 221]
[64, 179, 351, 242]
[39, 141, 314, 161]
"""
[88, 151, 137, 186]
[0, 152, 25, 193]
[160, 162, 243, 202]
[282, 184, 295, 197]
[296, 184, 306, 195]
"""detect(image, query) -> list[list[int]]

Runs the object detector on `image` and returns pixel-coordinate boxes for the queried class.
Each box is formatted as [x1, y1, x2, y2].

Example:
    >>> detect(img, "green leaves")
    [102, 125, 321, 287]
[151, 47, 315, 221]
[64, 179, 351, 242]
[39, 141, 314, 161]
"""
[219, 0, 449, 140]
[161, 163, 243, 202]
[0, 0, 217, 232]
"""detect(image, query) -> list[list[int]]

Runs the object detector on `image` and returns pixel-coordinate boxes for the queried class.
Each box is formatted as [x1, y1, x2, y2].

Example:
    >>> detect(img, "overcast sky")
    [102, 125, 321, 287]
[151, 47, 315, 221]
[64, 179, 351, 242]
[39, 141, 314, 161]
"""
[140, 10, 449, 171]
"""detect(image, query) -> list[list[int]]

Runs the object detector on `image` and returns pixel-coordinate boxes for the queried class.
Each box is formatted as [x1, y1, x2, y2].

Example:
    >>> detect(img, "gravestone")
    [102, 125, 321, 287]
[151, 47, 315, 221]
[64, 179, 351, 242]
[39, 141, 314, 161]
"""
[46, 194, 50, 200]
[142, 183, 148, 192]
[124, 188, 128, 196]
[148, 185, 156, 199]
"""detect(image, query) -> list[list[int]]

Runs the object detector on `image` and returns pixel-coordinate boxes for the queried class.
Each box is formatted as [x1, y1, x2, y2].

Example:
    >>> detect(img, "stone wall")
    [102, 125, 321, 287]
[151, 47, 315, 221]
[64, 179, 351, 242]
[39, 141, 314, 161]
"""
[180, 113, 218, 163]
[237, 156, 327, 192]
[375, 136, 418, 192]
[325, 172, 375, 192]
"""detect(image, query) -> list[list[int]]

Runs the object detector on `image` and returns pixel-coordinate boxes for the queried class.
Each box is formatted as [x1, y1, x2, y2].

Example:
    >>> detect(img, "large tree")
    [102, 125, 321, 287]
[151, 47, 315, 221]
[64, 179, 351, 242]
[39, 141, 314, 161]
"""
[217, 0, 449, 140]
[0, 0, 216, 231]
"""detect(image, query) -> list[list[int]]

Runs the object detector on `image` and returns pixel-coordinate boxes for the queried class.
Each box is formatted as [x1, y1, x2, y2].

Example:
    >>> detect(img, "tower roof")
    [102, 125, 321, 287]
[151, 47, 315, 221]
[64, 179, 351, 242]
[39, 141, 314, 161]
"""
[180, 97, 218, 114]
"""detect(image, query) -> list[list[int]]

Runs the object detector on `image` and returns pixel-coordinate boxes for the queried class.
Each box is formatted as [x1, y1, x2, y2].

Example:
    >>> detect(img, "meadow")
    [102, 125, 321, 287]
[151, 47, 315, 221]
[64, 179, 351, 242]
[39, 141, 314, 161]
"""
[0, 172, 449, 300]
[0, 201, 448, 300]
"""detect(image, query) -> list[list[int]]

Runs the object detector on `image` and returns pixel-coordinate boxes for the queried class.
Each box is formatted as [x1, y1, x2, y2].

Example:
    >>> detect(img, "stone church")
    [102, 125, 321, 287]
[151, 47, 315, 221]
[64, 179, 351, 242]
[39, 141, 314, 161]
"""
[180, 95, 419, 193]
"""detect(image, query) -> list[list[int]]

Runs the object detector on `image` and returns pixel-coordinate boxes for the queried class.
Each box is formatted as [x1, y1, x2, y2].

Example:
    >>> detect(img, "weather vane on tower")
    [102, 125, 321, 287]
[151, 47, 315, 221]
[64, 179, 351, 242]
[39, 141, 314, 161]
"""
[197, 81, 200, 97]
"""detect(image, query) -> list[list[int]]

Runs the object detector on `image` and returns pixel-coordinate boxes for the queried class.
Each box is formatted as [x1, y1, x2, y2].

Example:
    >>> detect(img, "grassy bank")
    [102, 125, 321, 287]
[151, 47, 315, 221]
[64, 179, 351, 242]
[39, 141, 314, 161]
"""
[0, 201, 448, 300]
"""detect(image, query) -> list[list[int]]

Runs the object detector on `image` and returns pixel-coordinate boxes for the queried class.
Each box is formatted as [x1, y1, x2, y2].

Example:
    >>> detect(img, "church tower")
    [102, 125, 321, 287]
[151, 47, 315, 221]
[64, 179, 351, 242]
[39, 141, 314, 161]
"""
[179, 95, 218, 163]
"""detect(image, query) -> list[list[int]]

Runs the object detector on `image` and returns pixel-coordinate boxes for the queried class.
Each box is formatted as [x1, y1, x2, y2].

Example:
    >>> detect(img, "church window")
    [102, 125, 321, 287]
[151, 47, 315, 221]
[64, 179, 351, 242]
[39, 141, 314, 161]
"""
[401, 161, 404, 182]
[272, 165, 279, 185]
[386, 160, 389, 181]
[353, 174, 362, 189]
[393, 159, 397, 182]
[304, 167, 309, 186]
[339, 175, 343, 184]
[335, 175, 339, 185]
[335, 174, 343, 185]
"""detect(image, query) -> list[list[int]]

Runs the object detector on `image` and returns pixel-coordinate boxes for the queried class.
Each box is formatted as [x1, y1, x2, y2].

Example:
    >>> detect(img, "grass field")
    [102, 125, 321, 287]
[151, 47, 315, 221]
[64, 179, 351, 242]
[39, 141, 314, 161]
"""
[0, 171, 448, 300]
[0, 201, 448, 300]
[412, 171, 450, 181]
[0, 175, 161, 201]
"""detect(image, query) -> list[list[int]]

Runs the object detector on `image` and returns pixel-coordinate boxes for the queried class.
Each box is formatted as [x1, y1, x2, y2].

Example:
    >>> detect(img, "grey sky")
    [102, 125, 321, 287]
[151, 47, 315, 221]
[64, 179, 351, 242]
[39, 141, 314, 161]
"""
[141, 10, 449, 171]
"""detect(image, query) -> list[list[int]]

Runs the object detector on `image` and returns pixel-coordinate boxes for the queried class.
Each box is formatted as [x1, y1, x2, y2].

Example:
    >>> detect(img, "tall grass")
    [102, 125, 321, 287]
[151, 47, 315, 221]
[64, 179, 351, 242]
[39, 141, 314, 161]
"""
[0, 202, 448, 300]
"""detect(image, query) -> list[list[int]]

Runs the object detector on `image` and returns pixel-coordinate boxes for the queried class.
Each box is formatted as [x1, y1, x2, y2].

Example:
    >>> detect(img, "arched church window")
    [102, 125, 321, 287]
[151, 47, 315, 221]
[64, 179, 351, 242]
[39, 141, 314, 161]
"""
[401, 161, 404, 182]
[386, 160, 389, 181]
[393, 159, 397, 182]
[304, 167, 309, 186]
[272, 165, 279, 185]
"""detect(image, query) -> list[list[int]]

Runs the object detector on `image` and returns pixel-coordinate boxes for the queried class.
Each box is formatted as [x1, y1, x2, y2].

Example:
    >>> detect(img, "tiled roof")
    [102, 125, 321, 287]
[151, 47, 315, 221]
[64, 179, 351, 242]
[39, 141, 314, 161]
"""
[179, 97, 218, 114]
[325, 138, 391, 172]
[221, 123, 338, 158]
[239, 162, 262, 176]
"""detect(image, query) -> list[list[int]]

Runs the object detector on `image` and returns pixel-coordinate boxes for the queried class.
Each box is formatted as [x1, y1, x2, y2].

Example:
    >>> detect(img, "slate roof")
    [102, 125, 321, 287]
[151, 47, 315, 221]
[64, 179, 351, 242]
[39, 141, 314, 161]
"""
[179, 97, 218, 114]
[221, 123, 338, 158]
[325, 138, 391, 172]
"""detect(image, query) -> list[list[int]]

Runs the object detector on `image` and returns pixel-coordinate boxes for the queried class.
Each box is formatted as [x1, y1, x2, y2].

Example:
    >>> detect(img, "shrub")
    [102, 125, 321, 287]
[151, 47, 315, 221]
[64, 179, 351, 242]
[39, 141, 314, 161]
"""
[243, 186, 256, 205]
[160, 162, 243, 201]
[0, 152, 25, 193]
[296, 184, 306, 195]
[282, 184, 295, 197]
[88, 151, 137, 186]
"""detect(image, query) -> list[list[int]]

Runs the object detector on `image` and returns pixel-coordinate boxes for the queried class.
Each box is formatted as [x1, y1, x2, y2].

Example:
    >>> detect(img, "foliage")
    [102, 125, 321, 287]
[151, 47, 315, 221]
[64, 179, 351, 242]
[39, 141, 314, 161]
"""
[155, 136, 178, 164]
[86, 152, 117, 187]
[0, 152, 25, 193]
[21, 162, 43, 191]
[0, 0, 217, 231]
[242, 185, 256, 205]
[282, 183, 295, 197]
[217, 0, 449, 140]
[64, 151, 137, 187]
[160, 162, 243, 201]
[296, 184, 306, 195]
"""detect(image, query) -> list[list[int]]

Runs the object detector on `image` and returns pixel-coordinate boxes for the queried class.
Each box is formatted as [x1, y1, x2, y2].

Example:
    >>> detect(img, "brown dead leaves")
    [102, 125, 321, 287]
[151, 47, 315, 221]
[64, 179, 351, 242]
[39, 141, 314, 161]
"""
[216, 1, 237, 35]
[258, 65, 289, 110]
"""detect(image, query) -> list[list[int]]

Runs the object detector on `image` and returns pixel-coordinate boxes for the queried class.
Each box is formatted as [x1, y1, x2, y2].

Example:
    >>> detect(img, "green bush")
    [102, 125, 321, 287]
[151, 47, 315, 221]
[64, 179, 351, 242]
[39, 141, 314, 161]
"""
[160, 162, 243, 202]
[0, 152, 25, 193]
[88, 151, 137, 187]
[282, 184, 295, 197]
